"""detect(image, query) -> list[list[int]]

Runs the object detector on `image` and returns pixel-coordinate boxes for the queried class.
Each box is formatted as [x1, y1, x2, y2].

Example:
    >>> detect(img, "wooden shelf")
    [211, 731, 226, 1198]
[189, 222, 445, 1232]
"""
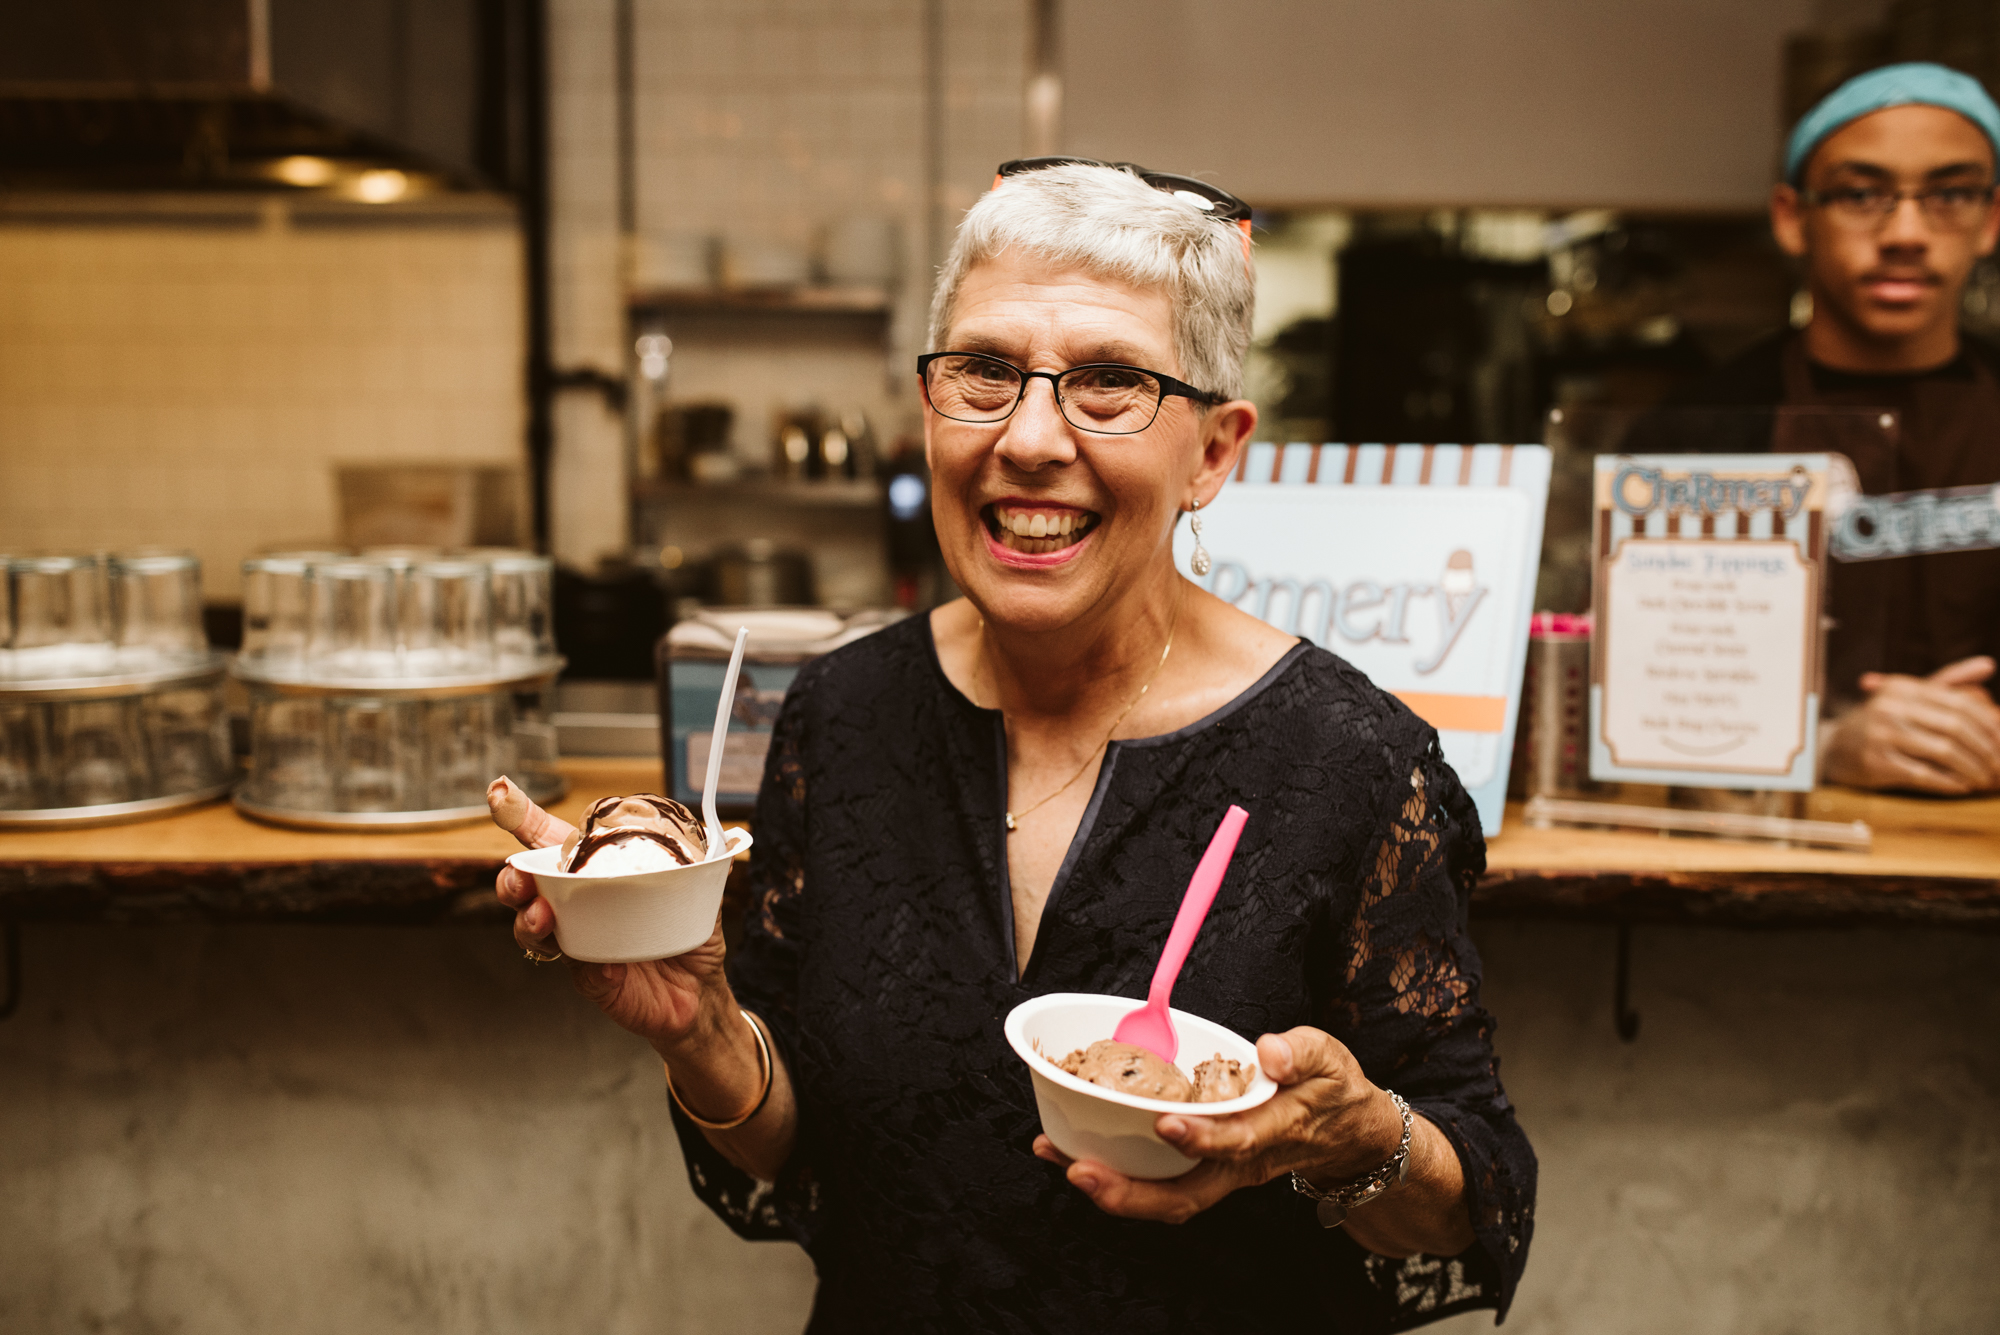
[635, 477, 882, 509]
[628, 285, 891, 317]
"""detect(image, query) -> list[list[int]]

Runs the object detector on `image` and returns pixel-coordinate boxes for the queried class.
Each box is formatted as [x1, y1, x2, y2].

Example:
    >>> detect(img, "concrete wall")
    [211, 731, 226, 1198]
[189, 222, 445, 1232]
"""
[0, 922, 818, 1335]
[1063, 0, 1828, 211]
[1439, 923, 2000, 1335]
[3, 917, 1995, 1333]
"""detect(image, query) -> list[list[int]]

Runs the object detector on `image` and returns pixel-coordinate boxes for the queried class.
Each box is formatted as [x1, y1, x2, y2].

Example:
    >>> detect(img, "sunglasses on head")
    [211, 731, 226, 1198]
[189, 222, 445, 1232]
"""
[993, 157, 1254, 259]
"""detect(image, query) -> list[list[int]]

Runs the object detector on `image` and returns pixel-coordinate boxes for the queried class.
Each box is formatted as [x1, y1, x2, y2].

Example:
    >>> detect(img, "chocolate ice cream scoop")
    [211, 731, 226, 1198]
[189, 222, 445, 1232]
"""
[560, 794, 708, 874]
[1190, 1053, 1256, 1102]
[1046, 1041, 1260, 1103]
[1054, 1040, 1195, 1102]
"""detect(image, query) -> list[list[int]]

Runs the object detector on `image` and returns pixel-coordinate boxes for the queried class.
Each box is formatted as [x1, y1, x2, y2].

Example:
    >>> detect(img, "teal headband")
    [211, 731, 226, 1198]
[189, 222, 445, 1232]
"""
[1785, 62, 2000, 184]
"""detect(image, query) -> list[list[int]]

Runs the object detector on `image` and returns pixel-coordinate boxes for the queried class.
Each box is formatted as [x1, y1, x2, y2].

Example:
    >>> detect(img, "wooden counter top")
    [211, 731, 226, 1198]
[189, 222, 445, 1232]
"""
[0, 760, 654, 925]
[1480, 787, 2000, 929]
[1, 761, 1994, 929]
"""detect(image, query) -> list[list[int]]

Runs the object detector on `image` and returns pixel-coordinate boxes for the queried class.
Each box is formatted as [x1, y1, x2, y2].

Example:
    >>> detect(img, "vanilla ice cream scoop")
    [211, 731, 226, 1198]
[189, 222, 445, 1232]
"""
[560, 794, 708, 874]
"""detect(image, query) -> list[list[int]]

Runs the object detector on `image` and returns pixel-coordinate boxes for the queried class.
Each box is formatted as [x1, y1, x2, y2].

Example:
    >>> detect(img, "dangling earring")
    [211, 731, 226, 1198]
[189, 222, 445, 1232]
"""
[1188, 498, 1211, 577]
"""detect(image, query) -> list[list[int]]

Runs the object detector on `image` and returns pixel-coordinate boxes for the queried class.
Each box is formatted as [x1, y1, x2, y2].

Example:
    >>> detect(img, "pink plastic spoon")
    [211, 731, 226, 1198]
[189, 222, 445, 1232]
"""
[1112, 804, 1250, 1064]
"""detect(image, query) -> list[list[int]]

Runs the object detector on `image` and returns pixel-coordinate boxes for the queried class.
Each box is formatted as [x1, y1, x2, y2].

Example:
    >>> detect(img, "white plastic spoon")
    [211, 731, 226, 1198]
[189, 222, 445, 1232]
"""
[701, 626, 750, 861]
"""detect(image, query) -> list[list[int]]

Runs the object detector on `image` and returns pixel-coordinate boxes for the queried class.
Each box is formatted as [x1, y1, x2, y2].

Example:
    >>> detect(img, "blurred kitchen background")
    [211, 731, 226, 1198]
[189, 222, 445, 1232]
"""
[6, 4, 2000, 1329]
[7, 0, 1999, 671]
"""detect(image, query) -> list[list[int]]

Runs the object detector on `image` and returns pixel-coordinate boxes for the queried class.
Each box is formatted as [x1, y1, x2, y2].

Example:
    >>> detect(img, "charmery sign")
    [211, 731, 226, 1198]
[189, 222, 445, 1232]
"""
[1176, 442, 1550, 835]
[1588, 454, 1839, 790]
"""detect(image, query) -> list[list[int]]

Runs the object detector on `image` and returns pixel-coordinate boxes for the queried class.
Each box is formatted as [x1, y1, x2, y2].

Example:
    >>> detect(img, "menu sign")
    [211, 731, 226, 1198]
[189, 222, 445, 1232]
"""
[1177, 442, 1549, 835]
[1588, 455, 1836, 790]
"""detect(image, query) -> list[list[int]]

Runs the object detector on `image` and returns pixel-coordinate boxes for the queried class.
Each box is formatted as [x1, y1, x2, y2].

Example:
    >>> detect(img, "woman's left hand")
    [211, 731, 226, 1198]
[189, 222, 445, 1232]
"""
[1033, 1025, 1473, 1255]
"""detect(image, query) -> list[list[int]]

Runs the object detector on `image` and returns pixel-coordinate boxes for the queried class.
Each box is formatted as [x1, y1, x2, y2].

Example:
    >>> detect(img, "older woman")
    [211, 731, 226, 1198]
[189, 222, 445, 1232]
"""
[494, 161, 1535, 1330]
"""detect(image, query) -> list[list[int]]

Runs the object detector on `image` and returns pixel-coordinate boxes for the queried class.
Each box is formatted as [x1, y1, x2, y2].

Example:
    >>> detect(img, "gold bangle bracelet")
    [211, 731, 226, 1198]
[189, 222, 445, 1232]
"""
[665, 1009, 774, 1131]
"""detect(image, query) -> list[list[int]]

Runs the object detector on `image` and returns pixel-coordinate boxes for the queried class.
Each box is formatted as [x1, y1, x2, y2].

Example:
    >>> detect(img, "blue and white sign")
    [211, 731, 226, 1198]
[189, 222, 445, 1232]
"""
[1178, 443, 1550, 835]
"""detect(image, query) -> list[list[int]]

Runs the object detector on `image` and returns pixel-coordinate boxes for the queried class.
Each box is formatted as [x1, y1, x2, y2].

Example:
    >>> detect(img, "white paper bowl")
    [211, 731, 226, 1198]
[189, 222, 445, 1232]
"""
[1004, 992, 1279, 1181]
[506, 828, 753, 963]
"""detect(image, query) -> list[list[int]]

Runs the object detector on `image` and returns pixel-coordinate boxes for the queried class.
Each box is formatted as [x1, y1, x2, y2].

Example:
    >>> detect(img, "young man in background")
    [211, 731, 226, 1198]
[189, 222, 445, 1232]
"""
[1675, 63, 2000, 794]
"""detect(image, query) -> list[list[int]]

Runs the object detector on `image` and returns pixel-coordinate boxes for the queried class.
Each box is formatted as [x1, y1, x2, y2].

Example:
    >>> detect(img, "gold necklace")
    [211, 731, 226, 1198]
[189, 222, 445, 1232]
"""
[985, 594, 1180, 833]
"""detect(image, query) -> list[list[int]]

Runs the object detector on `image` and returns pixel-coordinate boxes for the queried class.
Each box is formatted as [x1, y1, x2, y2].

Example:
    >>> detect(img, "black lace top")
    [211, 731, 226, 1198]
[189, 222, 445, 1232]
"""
[672, 616, 1535, 1332]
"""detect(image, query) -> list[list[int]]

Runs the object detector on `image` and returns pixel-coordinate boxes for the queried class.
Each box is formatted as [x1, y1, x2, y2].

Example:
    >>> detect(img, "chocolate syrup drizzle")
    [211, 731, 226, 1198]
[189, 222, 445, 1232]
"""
[562, 794, 706, 872]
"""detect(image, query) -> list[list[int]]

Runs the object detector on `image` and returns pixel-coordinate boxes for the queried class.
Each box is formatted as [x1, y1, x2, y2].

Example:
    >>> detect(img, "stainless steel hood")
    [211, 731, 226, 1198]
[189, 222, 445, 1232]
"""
[0, 0, 526, 197]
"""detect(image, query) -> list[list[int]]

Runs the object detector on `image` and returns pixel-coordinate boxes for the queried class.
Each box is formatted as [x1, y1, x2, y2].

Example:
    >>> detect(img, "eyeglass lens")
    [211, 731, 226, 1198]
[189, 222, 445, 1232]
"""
[924, 355, 1167, 434]
[1820, 185, 1995, 229]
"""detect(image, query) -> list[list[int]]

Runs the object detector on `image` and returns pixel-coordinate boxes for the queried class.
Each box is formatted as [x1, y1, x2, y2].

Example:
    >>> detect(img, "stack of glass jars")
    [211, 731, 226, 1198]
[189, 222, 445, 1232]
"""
[0, 551, 233, 826]
[232, 549, 566, 829]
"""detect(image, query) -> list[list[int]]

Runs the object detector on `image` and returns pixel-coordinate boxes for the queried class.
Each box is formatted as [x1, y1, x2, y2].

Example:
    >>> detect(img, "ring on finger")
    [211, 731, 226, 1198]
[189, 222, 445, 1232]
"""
[523, 943, 562, 963]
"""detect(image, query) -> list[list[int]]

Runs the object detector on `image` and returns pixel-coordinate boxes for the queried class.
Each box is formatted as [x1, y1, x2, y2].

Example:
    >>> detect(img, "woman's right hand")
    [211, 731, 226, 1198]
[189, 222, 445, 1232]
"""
[488, 777, 734, 1053]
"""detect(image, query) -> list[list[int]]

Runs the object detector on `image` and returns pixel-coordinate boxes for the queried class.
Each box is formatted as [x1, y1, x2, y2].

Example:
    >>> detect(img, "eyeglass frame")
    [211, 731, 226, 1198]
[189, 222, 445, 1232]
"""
[1799, 180, 1998, 231]
[916, 351, 1226, 435]
[995, 157, 1252, 222]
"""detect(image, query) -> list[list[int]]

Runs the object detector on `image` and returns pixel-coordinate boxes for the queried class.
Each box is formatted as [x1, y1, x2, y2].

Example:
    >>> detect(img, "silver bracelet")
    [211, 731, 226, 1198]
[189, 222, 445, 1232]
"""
[1290, 1090, 1412, 1228]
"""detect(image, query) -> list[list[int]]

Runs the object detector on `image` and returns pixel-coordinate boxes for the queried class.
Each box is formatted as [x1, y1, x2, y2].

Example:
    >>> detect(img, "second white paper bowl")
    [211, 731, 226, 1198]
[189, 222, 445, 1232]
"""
[1004, 992, 1279, 1181]
[506, 827, 753, 963]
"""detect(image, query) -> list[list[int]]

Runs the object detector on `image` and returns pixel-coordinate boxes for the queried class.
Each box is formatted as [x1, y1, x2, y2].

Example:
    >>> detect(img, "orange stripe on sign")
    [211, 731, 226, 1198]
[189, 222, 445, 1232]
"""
[1391, 692, 1509, 733]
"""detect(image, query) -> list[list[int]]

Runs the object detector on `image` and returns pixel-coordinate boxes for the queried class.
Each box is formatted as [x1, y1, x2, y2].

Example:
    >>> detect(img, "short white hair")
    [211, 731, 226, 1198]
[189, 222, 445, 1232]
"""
[926, 163, 1255, 401]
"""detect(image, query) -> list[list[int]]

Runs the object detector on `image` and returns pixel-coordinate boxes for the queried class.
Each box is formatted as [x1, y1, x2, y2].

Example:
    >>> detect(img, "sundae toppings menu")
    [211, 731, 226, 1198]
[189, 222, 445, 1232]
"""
[1049, 1040, 1257, 1103]
[560, 794, 708, 874]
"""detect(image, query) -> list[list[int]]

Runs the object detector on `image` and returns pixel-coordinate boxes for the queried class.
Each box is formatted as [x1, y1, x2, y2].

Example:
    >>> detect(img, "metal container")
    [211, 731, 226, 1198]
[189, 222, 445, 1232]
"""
[232, 658, 568, 831]
[0, 656, 234, 827]
[710, 540, 814, 607]
[2, 549, 232, 827]
[1515, 613, 1599, 800]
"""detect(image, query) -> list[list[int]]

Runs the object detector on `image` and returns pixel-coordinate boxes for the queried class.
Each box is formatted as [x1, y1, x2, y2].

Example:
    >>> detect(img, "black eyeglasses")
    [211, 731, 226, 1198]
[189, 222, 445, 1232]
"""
[1802, 182, 1997, 231]
[994, 157, 1252, 223]
[918, 352, 1223, 435]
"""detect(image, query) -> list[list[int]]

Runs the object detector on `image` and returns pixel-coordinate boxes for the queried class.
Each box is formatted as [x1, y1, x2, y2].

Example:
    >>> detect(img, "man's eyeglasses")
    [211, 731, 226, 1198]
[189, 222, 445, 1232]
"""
[917, 352, 1223, 435]
[993, 157, 1253, 259]
[1802, 182, 1997, 231]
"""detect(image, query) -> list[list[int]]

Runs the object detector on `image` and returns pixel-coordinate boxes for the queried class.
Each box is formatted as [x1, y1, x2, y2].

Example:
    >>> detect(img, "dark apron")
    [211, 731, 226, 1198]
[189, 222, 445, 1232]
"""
[1776, 337, 2000, 703]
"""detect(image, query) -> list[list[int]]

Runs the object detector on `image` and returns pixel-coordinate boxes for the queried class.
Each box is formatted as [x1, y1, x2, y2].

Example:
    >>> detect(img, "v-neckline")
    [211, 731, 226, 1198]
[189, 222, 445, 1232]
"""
[919, 622, 1312, 984]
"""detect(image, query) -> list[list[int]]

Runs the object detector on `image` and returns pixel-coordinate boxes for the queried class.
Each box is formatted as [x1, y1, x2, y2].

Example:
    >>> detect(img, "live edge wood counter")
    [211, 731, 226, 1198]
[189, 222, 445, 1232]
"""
[0, 760, 1995, 929]
[0, 760, 668, 926]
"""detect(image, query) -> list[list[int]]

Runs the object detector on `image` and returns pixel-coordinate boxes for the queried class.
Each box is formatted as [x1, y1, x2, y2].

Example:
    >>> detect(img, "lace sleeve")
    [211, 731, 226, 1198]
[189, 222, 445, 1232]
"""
[668, 663, 825, 1250]
[1322, 735, 1537, 1326]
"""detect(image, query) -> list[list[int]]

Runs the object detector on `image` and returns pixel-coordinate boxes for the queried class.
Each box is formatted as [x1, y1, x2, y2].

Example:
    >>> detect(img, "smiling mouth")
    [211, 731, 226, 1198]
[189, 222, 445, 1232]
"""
[985, 504, 1099, 556]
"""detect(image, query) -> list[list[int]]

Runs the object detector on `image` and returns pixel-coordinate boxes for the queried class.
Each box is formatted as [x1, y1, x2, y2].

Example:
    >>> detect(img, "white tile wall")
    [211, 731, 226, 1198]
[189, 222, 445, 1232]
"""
[544, 0, 1029, 569]
[0, 1, 1030, 601]
[0, 212, 525, 601]
[630, 0, 1025, 296]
